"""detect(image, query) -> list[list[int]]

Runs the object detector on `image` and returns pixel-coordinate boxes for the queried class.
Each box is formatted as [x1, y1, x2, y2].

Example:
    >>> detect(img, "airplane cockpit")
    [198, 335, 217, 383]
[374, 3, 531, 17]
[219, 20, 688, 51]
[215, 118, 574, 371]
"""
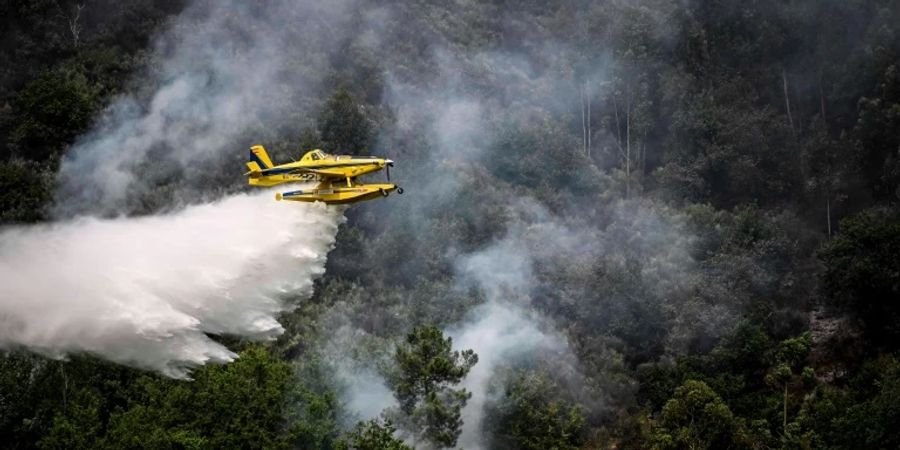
[302, 149, 330, 162]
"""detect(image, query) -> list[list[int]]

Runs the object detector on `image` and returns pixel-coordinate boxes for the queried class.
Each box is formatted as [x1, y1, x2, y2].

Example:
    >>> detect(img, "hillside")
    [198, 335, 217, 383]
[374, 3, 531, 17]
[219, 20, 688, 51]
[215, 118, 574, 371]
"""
[1, 1, 899, 449]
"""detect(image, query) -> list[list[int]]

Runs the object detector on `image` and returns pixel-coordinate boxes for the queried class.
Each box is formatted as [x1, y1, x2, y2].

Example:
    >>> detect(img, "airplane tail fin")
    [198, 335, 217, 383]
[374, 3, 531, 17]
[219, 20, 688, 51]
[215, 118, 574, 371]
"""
[249, 145, 275, 169]
[246, 145, 276, 180]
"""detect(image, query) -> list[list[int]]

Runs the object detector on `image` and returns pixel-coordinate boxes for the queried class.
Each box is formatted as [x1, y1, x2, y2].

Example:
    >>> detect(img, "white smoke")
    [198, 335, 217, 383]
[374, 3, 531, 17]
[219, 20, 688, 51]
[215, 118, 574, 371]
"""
[320, 323, 396, 424]
[448, 301, 570, 450]
[54, 0, 363, 217]
[442, 216, 576, 450]
[0, 190, 342, 378]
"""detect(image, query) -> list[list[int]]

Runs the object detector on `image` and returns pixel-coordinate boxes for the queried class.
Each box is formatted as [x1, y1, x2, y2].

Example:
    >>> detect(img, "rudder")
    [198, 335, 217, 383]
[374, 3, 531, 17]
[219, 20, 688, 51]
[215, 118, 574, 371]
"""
[249, 145, 274, 169]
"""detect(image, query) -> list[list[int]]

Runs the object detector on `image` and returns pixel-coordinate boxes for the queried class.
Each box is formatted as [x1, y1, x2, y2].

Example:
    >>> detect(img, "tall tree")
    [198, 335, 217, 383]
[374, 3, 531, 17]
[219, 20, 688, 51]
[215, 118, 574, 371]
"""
[339, 419, 412, 450]
[651, 380, 749, 450]
[484, 370, 585, 450]
[385, 325, 477, 448]
[319, 88, 372, 154]
[820, 210, 900, 349]
[9, 70, 96, 161]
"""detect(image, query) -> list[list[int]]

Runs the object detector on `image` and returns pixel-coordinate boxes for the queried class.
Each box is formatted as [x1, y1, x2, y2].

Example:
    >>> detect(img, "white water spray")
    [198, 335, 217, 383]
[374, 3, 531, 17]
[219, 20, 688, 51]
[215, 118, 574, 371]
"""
[0, 191, 342, 378]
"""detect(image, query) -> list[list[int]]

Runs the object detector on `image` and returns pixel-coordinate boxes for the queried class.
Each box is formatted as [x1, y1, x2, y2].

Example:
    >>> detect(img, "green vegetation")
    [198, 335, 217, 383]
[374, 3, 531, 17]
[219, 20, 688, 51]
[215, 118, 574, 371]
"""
[385, 326, 477, 448]
[650, 380, 747, 450]
[320, 89, 373, 155]
[820, 211, 900, 349]
[337, 419, 412, 450]
[484, 370, 586, 450]
[2, 0, 900, 449]
[0, 347, 340, 449]
[9, 71, 96, 161]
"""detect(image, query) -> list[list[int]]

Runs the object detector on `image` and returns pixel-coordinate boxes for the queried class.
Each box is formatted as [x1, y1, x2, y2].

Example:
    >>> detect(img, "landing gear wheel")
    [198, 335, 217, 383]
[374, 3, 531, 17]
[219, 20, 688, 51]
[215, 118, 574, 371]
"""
[380, 188, 389, 197]
[397, 187, 404, 194]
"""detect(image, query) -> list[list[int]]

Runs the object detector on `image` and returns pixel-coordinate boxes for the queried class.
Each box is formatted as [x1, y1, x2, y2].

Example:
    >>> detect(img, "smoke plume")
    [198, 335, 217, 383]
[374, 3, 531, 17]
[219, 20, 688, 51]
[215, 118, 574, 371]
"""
[448, 301, 572, 450]
[0, 191, 342, 378]
[54, 0, 363, 217]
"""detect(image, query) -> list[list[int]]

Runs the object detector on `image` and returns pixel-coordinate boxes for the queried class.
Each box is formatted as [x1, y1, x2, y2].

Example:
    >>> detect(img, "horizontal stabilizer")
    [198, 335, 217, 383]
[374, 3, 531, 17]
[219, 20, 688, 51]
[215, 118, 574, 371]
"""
[245, 161, 262, 176]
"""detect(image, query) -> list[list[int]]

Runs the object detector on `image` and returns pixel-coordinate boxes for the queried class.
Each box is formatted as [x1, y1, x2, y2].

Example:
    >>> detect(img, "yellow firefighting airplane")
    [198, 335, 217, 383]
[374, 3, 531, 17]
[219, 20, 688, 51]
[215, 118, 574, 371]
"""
[244, 145, 402, 204]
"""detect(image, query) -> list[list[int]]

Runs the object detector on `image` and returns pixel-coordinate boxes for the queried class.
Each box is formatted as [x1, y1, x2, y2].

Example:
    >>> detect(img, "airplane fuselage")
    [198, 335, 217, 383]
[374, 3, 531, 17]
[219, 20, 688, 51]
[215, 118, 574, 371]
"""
[248, 155, 390, 187]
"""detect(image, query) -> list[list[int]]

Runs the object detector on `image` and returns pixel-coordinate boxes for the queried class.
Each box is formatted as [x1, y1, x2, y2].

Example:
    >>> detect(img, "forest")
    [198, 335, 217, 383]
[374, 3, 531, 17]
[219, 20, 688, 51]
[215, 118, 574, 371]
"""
[1, 0, 899, 449]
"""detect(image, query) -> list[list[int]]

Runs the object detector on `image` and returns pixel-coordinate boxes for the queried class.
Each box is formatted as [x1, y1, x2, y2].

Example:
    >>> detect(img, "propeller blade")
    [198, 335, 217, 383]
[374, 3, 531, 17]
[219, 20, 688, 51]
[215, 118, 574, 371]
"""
[386, 162, 392, 182]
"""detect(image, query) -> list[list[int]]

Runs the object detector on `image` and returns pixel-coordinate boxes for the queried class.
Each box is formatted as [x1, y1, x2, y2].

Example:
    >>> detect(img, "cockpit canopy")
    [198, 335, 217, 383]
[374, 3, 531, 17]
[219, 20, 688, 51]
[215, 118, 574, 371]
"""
[301, 149, 330, 162]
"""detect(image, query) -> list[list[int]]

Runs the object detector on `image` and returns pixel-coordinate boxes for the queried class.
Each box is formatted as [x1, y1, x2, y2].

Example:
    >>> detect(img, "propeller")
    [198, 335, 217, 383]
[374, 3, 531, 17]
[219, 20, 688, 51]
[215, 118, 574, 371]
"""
[385, 159, 394, 182]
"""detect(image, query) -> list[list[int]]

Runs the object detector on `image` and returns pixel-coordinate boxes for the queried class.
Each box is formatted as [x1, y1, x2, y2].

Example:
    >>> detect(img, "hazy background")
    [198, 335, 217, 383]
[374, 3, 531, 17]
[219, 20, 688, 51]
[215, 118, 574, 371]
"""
[0, 0, 898, 448]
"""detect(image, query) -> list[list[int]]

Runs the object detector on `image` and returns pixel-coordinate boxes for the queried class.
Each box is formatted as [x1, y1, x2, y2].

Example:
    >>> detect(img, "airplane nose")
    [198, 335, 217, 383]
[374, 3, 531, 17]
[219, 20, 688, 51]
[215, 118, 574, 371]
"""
[385, 159, 394, 166]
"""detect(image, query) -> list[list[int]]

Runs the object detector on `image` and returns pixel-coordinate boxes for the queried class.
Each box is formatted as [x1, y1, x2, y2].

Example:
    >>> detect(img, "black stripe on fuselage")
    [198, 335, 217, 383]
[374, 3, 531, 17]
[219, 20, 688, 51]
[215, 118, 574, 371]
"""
[260, 161, 381, 175]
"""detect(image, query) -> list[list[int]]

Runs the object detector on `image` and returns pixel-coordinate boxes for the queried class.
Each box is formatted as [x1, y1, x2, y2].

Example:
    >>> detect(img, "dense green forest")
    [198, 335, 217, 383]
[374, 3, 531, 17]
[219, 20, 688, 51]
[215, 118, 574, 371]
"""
[1, 0, 900, 448]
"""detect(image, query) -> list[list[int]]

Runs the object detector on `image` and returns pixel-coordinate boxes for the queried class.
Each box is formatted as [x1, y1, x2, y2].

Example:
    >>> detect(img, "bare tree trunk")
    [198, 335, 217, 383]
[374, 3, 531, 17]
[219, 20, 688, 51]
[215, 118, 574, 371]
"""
[626, 86, 632, 199]
[68, 4, 85, 48]
[586, 83, 591, 158]
[579, 88, 587, 153]
[819, 67, 827, 121]
[614, 97, 622, 152]
[783, 384, 788, 430]
[641, 138, 646, 175]
[60, 364, 68, 412]
[783, 68, 796, 136]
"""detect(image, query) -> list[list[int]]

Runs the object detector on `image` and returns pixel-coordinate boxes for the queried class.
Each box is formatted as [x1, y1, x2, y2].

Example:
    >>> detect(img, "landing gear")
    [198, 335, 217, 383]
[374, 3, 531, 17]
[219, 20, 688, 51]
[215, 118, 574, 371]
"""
[380, 188, 389, 197]
[397, 187, 404, 194]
